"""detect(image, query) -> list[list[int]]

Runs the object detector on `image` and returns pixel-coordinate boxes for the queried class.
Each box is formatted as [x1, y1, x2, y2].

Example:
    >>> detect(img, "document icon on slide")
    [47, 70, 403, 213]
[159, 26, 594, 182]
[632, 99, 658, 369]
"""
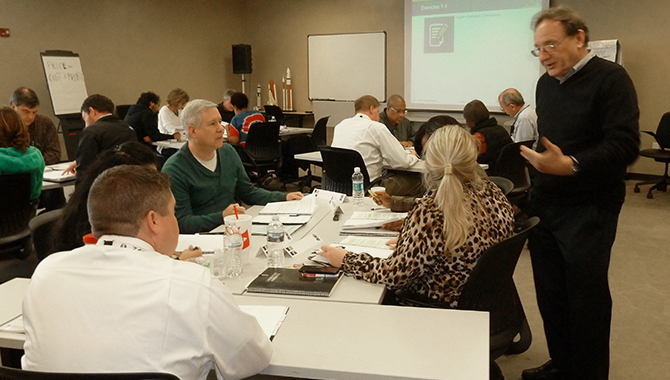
[424, 16, 454, 53]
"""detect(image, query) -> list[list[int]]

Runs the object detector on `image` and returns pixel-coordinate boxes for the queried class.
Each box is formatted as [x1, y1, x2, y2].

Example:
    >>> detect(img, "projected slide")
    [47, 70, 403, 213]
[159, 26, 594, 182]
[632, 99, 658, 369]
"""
[404, 0, 547, 111]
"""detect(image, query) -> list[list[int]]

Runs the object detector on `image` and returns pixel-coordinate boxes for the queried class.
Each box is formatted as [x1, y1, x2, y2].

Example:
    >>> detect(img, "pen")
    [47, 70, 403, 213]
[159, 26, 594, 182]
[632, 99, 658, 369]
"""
[301, 273, 338, 278]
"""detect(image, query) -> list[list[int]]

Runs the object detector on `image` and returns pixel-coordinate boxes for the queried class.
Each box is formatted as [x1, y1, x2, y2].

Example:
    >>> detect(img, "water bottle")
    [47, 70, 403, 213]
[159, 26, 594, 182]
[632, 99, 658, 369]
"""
[211, 249, 225, 281]
[266, 215, 285, 268]
[225, 222, 243, 277]
[352, 167, 365, 206]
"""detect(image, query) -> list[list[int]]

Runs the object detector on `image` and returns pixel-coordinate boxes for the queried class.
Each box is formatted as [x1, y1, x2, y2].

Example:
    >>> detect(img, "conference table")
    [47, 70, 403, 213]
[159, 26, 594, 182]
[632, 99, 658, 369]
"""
[41, 162, 76, 191]
[153, 126, 315, 150]
[0, 197, 491, 379]
[295, 151, 489, 172]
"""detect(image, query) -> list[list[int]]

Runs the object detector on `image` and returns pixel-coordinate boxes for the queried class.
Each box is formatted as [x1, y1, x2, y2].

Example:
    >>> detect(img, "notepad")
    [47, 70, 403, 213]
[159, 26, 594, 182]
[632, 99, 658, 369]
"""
[0, 315, 24, 334]
[246, 268, 342, 297]
[341, 211, 406, 230]
[239, 305, 289, 339]
[258, 196, 316, 215]
[42, 170, 76, 182]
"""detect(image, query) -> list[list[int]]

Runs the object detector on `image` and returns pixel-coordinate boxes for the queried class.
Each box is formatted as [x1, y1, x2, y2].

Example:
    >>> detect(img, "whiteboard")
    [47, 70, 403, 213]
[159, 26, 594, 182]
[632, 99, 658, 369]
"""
[308, 32, 386, 102]
[41, 52, 88, 115]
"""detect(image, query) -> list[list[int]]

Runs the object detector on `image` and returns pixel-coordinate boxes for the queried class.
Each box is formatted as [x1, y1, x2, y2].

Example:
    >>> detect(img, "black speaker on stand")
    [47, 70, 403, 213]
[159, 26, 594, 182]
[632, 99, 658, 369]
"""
[232, 44, 252, 95]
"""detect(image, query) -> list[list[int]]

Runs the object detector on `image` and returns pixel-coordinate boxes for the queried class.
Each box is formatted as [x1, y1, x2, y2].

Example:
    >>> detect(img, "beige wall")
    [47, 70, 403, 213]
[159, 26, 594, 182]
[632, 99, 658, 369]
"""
[0, 0, 246, 122]
[2, 0, 668, 174]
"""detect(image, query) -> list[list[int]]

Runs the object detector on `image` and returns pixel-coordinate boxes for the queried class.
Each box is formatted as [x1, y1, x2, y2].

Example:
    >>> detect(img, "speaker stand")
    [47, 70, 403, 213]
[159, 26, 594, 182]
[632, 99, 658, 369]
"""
[241, 74, 247, 96]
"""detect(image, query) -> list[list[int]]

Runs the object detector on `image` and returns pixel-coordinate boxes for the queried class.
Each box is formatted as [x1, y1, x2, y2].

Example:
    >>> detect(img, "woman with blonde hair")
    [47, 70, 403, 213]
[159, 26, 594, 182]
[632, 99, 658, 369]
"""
[157, 88, 189, 136]
[0, 106, 45, 201]
[319, 125, 515, 306]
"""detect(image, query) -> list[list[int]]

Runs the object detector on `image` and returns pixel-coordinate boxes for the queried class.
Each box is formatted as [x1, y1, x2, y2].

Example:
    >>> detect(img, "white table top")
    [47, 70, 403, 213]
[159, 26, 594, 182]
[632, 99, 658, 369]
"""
[0, 278, 489, 379]
[238, 295, 490, 380]
[207, 197, 386, 304]
[0, 277, 29, 349]
[41, 162, 76, 191]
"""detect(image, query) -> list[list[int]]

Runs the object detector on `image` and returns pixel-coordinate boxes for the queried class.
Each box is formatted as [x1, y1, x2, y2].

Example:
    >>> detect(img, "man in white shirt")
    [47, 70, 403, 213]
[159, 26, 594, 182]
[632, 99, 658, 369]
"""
[499, 88, 539, 149]
[22, 165, 272, 380]
[331, 95, 419, 185]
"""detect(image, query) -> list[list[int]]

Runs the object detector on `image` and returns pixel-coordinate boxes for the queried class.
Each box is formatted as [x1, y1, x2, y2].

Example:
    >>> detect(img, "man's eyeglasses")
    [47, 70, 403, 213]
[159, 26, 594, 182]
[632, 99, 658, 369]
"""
[390, 106, 406, 115]
[531, 36, 568, 57]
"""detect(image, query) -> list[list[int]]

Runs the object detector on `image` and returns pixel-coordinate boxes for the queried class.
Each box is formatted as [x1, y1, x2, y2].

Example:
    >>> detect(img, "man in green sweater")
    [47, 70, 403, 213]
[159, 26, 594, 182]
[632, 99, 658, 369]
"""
[162, 99, 303, 233]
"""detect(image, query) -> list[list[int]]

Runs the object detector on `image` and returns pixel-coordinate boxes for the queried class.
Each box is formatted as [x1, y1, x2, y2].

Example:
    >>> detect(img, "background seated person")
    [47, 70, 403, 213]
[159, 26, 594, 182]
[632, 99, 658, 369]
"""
[331, 95, 419, 194]
[463, 99, 512, 171]
[376, 115, 463, 214]
[228, 92, 265, 146]
[0, 106, 45, 201]
[158, 88, 190, 136]
[51, 142, 159, 254]
[217, 89, 236, 123]
[378, 94, 416, 148]
[319, 126, 515, 306]
[162, 99, 302, 234]
[64, 94, 137, 178]
[125, 91, 180, 146]
[22, 165, 272, 379]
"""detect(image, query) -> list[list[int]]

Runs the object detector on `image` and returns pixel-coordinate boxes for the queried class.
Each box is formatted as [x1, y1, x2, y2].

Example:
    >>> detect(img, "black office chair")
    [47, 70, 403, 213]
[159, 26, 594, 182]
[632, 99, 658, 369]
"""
[0, 367, 179, 380]
[489, 176, 514, 196]
[396, 217, 539, 380]
[319, 146, 383, 195]
[634, 112, 670, 199]
[310, 116, 329, 148]
[487, 140, 534, 208]
[115, 104, 132, 120]
[287, 116, 330, 191]
[28, 208, 63, 261]
[0, 173, 37, 260]
[263, 105, 284, 125]
[233, 122, 282, 188]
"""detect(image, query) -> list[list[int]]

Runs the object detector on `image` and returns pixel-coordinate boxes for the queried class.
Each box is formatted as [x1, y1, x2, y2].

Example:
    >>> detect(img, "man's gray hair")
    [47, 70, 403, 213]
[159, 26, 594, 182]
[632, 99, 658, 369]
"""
[500, 89, 525, 107]
[223, 89, 236, 101]
[181, 99, 218, 129]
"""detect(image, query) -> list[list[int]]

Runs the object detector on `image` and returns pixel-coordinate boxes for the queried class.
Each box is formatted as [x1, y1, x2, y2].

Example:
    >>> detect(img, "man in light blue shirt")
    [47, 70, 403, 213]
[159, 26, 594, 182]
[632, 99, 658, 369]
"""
[499, 88, 538, 149]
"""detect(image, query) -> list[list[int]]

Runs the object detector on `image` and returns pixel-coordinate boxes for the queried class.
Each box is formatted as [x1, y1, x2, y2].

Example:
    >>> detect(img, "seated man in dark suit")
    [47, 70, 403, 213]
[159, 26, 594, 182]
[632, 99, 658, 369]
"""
[64, 94, 136, 178]
[463, 99, 512, 171]
[125, 91, 180, 147]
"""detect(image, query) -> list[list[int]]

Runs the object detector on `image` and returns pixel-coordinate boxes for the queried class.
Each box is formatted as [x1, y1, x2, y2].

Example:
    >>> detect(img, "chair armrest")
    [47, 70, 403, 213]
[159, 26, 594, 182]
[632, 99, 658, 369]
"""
[641, 130, 657, 139]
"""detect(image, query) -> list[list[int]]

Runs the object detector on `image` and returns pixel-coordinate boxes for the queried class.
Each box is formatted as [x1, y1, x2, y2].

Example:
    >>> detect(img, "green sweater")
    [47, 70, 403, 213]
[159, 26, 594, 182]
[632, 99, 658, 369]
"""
[162, 143, 286, 233]
[0, 146, 45, 200]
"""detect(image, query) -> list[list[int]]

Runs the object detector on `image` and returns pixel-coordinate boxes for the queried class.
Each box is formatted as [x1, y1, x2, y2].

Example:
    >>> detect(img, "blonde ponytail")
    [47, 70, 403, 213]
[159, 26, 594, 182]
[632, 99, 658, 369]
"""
[423, 125, 483, 253]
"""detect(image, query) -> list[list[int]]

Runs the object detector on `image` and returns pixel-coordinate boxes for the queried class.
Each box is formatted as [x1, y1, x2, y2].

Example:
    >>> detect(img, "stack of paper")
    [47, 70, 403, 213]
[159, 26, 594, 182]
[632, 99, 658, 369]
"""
[259, 195, 316, 215]
[239, 305, 289, 340]
[339, 211, 405, 237]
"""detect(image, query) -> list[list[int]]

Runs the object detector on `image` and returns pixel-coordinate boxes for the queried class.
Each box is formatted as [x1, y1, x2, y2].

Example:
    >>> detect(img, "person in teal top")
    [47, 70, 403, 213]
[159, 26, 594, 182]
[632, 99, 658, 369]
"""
[162, 99, 303, 234]
[0, 107, 45, 200]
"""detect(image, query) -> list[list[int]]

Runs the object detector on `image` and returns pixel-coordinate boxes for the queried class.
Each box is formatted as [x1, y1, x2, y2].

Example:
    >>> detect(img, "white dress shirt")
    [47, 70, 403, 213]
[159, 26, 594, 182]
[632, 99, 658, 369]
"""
[22, 235, 272, 380]
[157, 105, 184, 135]
[512, 103, 539, 149]
[331, 113, 418, 180]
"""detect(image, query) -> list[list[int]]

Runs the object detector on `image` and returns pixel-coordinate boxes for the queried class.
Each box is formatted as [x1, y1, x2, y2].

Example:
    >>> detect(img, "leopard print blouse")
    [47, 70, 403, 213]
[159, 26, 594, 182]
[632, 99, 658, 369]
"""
[341, 179, 515, 307]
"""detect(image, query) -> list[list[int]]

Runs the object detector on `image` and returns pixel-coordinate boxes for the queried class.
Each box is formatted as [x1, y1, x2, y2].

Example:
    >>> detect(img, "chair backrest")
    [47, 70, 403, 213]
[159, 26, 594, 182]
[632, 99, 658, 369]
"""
[115, 104, 132, 120]
[456, 217, 539, 335]
[0, 173, 35, 237]
[29, 208, 64, 261]
[0, 367, 179, 380]
[488, 141, 532, 193]
[318, 146, 371, 195]
[655, 112, 670, 149]
[263, 105, 284, 125]
[311, 116, 329, 148]
[244, 122, 282, 162]
[488, 176, 514, 196]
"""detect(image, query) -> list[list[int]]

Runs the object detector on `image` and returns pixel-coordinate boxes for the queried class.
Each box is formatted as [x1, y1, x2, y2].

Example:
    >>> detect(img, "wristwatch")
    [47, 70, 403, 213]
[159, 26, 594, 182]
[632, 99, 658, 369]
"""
[569, 155, 581, 174]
